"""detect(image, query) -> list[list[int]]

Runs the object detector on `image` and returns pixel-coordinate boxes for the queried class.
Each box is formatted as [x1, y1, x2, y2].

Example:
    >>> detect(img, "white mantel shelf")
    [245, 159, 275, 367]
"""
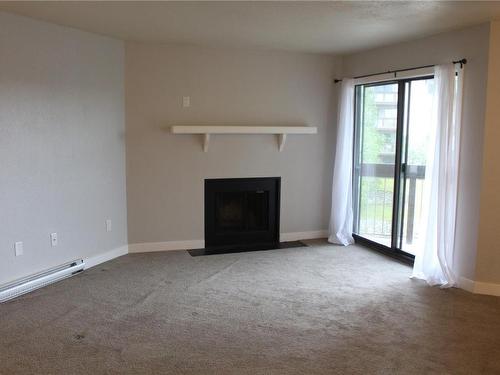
[169, 125, 318, 152]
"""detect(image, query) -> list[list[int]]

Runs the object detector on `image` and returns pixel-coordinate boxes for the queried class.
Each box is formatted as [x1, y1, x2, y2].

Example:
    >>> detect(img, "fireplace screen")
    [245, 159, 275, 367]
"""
[205, 177, 280, 250]
[215, 190, 269, 233]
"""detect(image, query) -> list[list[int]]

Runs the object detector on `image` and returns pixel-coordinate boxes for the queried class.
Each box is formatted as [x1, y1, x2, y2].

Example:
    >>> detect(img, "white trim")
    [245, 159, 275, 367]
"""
[84, 245, 128, 269]
[473, 281, 500, 297]
[457, 276, 475, 293]
[129, 240, 205, 253]
[128, 230, 328, 254]
[281, 230, 328, 242]
[457, 276, 500, 296]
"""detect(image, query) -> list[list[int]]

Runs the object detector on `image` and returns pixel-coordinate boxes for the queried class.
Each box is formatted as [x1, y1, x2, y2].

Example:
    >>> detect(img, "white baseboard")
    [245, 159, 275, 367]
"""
[457, 276, 500, 296]
[473, 281, 500, 296]
[129, 230, 328, 254]
[84, 245, 128, 269]
[128, 240, 205, 253]
[457, 276, 475, 293]
[281, 230, 328, 242]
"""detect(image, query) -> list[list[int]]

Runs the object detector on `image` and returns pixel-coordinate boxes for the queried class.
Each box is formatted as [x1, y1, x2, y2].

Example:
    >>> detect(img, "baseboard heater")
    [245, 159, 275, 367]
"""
[0, 259, 85, 303]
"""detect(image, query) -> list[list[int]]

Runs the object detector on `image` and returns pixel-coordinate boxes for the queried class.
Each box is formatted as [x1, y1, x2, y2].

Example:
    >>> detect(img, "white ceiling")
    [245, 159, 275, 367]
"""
[1, 1, 500, 55]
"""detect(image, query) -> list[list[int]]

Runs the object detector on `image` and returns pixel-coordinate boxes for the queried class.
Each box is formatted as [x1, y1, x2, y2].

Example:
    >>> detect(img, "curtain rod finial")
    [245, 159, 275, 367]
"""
[453, 58, 467, 68]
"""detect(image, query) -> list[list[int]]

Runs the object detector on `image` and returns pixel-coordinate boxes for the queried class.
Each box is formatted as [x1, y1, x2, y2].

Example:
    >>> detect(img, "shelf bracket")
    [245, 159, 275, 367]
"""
[203, 134, 210, 152]
[278, 133, 287, 152]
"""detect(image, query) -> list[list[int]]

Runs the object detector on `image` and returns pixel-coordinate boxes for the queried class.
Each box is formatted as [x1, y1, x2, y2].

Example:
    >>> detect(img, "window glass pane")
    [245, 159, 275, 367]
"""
[354, 83, 398, 247]
[401, 78, 435, 255]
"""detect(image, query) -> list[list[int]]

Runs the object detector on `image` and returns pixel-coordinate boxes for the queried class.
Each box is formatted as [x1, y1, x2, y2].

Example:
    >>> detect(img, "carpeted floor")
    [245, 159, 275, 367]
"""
[1, 240, 500, 374]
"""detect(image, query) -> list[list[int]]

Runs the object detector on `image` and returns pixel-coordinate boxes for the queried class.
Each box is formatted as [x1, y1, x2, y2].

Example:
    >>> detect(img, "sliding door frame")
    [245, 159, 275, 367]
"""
[352, 75, 434, 264]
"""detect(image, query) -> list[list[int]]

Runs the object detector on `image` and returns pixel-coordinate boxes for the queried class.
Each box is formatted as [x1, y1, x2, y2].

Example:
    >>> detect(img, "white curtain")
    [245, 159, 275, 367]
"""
[328, 79, 355, 246]
[412, 64, 464, 286]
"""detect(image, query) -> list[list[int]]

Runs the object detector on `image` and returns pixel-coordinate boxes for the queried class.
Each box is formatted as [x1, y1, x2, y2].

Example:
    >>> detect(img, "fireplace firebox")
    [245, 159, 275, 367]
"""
[204, 177, 280, 252]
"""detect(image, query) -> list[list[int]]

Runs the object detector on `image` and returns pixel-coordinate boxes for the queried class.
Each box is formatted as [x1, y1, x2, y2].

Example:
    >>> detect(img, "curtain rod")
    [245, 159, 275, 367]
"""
[333, 58, 467, 83]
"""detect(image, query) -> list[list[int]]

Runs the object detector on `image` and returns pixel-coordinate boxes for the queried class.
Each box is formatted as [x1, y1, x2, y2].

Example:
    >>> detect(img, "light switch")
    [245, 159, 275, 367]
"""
[50, 233, 58, 247]
[106, 219, 112, 232]
[182, 96, 190, 108]
[15, 242, 23, 256]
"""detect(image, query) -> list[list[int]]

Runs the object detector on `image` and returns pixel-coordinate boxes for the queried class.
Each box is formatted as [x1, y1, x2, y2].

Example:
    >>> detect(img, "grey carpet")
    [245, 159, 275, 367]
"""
[1, 239, 500, 374]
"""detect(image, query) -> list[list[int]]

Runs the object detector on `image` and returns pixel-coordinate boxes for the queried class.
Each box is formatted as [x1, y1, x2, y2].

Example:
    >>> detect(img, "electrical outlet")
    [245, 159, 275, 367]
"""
[50, 233, 58, 247]
[106, 219, 112, 232]
[182, 96, 190, 108]
[15, 242, 23, 256]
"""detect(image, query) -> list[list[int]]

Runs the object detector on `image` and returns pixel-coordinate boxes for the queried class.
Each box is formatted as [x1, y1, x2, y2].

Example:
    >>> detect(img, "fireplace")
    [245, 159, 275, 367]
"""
[204, 177, 280, 252]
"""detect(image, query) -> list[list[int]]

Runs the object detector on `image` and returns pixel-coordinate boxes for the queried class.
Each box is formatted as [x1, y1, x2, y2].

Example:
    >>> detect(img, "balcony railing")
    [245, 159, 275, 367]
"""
[356, 163, 426, 247]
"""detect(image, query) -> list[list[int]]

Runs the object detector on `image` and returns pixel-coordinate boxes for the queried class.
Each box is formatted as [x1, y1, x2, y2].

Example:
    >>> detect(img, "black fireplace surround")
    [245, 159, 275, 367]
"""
[204, 177, 280, 252]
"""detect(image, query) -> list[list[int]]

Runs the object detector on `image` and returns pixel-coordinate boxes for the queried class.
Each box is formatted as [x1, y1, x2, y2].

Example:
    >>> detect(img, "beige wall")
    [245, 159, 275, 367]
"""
[3, 10, 495, 288]
[0, 12, 127, 285]
[342, 24, 490, 280]
[125, 44, 340, 245]
[476, 21, 500, 284]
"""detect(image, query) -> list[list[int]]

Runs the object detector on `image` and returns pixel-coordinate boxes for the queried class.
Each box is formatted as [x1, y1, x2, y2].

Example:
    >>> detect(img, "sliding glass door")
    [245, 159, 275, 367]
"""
[353, 77, 435, 258]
